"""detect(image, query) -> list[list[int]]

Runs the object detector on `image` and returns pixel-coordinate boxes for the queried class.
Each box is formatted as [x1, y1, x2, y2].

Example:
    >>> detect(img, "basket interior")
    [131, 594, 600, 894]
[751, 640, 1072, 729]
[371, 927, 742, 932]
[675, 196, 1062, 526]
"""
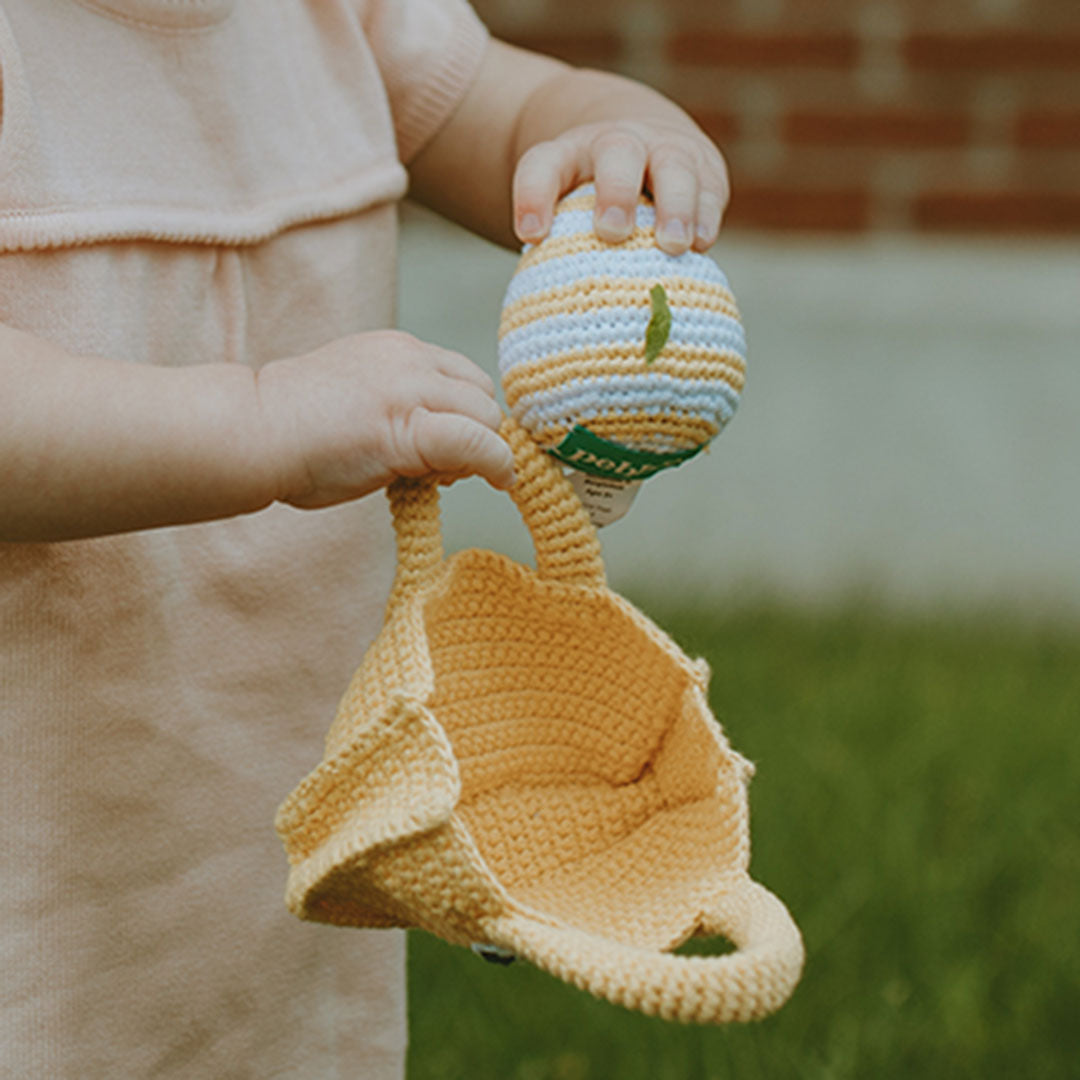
[422, 549, 739, 943]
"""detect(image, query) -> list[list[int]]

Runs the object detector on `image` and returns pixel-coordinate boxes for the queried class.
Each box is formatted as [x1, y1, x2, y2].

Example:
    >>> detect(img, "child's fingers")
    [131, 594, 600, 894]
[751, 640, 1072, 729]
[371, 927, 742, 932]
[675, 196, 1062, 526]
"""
[691, 147, 731, 251]
[421, 374, 504, 434]
[512, 124, 731, 252]
[692, 187, 725, 251]
[432, 347, 498, 398]
[513, 140, 576, 244]
[591, 129, 647, 243]
[647, 144, 700, 255]
[412, 410, 515, 490]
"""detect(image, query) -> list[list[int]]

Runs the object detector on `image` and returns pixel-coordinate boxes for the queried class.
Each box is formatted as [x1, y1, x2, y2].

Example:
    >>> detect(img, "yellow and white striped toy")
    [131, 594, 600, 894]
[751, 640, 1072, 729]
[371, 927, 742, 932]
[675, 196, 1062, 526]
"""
[498, 182, 747, 497]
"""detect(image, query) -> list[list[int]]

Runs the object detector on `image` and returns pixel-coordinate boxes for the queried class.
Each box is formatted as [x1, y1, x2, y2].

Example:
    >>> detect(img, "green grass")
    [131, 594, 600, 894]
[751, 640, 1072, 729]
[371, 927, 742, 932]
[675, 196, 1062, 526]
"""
[406, 605, 1080, 1080]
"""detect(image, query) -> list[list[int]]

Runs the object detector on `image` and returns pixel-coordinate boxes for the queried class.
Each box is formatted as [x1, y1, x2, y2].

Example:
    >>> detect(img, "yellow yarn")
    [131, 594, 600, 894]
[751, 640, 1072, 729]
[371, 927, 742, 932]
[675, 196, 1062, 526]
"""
[498, 184, 748, 463]
[499, 276, 741, 334]
[276, 417, 803, 1024]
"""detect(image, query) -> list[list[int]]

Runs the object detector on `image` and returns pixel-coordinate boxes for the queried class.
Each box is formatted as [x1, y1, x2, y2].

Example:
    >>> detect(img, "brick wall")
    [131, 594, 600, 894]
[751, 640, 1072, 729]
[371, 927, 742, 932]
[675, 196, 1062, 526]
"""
[469, 0, 1080, 233]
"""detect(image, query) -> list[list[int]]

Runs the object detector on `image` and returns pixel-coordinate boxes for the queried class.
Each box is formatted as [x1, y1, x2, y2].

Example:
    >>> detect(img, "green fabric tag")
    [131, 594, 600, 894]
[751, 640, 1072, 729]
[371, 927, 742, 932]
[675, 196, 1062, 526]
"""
[644, 283, 672, 364]
[550, 425, 704, 480]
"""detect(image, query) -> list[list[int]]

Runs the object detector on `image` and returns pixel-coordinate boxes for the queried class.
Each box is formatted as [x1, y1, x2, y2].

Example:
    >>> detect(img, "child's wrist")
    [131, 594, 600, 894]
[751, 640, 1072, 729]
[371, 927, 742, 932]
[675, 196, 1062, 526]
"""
[253, 359, 316, 508]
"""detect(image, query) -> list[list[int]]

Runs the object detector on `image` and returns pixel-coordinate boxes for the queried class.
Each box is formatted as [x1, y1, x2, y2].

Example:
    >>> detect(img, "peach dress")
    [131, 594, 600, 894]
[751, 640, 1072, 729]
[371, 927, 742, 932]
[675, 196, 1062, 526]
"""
[0, 1, 487, 1075]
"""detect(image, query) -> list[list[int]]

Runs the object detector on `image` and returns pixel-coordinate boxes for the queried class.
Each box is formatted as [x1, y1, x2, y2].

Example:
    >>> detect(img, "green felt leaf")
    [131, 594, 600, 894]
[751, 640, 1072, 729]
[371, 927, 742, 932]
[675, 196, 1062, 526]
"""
[644, 283, 671, 364]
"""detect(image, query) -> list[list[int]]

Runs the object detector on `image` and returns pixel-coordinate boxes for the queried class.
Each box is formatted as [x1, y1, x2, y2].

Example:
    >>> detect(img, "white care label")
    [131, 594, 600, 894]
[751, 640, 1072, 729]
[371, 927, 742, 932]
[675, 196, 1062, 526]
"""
[566, 469, 642, 527]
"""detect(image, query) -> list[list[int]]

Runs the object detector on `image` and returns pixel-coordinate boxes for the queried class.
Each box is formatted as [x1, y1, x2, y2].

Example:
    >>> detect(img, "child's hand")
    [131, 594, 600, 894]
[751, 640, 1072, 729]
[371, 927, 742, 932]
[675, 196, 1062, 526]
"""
[257, 331, 514, 509]
[512, 120, 730, 256]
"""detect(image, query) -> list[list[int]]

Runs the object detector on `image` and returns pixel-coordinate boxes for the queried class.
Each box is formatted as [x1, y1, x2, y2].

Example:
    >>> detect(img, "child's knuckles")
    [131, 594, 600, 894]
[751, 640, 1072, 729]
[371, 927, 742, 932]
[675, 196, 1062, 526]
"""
[594, 158, 647, 219]
[649, 143, 701, 186]
[415, 412, 490, 473]
[591, 124, 647, 156]
[593, 144, 647, 185]
[698, 187, 724, 224]
[476, 394, 504, 430]
[514, 140, 562, 191]
[699, 151, 731, 207]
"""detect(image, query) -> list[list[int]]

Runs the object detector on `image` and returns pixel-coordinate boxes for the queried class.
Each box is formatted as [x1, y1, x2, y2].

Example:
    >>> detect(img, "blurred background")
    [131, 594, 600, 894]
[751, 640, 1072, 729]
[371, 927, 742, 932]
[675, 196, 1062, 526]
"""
[401, 0, 1080, 619]
[399, 2, 1080, 1077]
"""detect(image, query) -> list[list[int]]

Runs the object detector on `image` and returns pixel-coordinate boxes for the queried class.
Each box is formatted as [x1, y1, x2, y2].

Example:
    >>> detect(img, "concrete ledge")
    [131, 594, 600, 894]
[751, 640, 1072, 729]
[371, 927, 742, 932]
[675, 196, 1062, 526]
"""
[398, 203, 1080, 621]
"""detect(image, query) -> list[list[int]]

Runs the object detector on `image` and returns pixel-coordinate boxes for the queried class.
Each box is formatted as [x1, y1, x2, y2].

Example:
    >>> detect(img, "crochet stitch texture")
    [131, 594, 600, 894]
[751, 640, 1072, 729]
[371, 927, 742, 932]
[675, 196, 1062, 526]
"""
[276, 418, 803, 1024]
[498, 183, 747, 463]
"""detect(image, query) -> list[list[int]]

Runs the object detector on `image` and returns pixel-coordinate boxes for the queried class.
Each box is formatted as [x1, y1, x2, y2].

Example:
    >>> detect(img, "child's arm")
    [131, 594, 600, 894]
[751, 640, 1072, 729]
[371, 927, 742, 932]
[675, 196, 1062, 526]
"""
[0, 324, 513, 543]
[408, 40, 728, 254]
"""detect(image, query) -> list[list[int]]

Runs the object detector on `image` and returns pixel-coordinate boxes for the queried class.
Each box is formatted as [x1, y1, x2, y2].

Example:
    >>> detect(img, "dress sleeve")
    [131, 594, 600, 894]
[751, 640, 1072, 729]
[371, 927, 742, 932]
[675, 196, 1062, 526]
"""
[360, 0, 490, 164]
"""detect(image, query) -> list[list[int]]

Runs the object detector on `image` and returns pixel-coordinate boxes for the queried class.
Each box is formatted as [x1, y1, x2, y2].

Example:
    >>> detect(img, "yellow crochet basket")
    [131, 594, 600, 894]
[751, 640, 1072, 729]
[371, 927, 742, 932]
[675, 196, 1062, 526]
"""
[275, 417, 803, 1024]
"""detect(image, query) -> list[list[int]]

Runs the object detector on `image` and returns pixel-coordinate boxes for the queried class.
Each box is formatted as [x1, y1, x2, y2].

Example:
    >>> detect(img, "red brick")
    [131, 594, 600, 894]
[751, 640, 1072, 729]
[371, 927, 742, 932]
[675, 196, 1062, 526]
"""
[730, 145, 883, 190]
[660, 67, 863, 118]
[669, 30, 859, 69]
[994, 0, 1080, 32]
[653, 0, 742, 19]
[904, 70, 993, 114]
[688, 108, 740, 146]
[784, 107, 971, 148]
[913, 190, 1080, 232]
[905, 32, 1080, 71]
[667, 0, 865, 30]
[779, 0, 883, 28]
[658, 0, 743, 18]
[499, 31, 622, 67]
[897, 0, 1080, 26]
[884, 0, 979, 19]
[1010, 150, 1080, 193]
[1015, 110, 1080, 148]
[999, 70, 1080, 111]
[726, 185, 871, 231]
[469, 0, 626, 32]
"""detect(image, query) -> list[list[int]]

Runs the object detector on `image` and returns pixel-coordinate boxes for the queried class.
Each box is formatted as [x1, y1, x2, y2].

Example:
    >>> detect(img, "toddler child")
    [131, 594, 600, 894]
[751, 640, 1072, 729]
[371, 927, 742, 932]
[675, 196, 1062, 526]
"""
[0, 1, 729, 1076]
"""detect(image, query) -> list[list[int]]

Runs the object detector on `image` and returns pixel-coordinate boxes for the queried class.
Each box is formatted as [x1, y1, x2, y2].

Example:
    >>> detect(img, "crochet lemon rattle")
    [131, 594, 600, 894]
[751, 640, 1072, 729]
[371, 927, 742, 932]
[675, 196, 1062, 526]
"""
[275, 185, 803, 1024]
[498, 183, 747, 524]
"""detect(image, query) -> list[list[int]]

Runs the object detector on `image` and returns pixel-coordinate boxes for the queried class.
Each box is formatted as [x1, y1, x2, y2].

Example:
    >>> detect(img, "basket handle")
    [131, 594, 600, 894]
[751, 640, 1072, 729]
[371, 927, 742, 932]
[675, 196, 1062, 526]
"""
[487, 876, 804, 1024]
[386, 415, 606, 603]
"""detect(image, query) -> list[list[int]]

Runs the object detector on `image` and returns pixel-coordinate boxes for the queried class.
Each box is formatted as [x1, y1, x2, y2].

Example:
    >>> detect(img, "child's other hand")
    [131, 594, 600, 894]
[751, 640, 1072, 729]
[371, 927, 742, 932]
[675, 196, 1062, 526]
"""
[512, 120, 730, 255]
[257, 331, 514, 509]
